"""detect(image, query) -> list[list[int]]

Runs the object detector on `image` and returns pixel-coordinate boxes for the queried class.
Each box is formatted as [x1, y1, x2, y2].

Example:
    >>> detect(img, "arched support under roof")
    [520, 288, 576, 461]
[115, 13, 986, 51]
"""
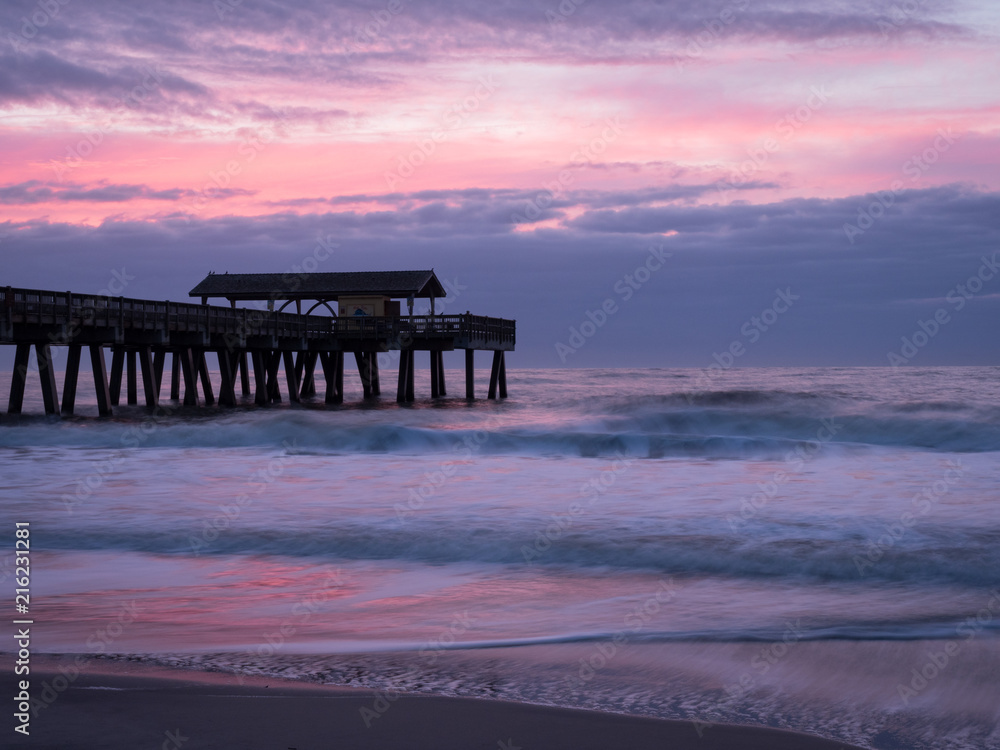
[305, 300, 337, 316]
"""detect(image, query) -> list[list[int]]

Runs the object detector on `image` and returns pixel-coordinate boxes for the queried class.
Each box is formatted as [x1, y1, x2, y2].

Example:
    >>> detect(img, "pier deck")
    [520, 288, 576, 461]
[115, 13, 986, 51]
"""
[1, 286, 514, 416]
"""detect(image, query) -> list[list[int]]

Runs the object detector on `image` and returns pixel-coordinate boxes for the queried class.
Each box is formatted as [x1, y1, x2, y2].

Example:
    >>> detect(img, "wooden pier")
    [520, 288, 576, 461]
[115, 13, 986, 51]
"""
[1, 285, 514, 416]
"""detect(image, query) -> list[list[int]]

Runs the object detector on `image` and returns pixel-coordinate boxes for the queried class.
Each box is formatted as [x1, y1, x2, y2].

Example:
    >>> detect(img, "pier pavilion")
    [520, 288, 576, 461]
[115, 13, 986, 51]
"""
[1, 272, 514, 417]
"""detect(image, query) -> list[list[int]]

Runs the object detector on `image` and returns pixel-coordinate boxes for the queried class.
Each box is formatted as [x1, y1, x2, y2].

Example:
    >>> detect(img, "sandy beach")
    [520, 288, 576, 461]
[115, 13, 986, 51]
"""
[5, 655, 866, 750]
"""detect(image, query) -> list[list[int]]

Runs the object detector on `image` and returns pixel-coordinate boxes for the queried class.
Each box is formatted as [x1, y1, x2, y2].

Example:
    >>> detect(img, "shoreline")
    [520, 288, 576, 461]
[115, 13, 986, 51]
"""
[6, 654, 866, 749]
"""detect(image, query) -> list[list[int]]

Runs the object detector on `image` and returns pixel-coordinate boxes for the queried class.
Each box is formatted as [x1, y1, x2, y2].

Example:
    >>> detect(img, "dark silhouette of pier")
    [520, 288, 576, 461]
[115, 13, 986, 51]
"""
[1, 283, 513, 417]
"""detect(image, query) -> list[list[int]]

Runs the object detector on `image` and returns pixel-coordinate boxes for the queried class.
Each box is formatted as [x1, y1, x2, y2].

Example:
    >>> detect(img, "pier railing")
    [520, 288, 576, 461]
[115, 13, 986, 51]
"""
[332, 314, 516, 346]
[1, 287, 516, 348]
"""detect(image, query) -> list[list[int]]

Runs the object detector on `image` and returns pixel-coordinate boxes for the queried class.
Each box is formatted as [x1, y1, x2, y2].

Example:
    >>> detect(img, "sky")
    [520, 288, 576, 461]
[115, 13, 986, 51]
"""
[1, 0, 999, 368]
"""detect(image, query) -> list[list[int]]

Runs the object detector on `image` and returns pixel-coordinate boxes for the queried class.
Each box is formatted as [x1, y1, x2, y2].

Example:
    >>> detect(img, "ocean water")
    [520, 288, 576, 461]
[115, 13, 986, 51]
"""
[1, 366, 999, 749]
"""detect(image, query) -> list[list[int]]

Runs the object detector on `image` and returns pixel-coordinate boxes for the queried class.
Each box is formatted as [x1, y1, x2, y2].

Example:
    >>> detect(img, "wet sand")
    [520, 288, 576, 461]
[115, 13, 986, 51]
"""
[5, 656, 864, 750]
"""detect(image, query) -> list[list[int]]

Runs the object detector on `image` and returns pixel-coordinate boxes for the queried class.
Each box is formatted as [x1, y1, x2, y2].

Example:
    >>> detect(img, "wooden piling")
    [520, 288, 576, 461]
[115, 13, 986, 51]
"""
[406, 350, 414, 402]
[319, 351, 344, 404]
[7, 343, 30, 414]
[153, 350, 166, 399]
[371, 352, 381, 396]
[397, 350, 413, 403]
[498, 351, 507, 399]
[170, 352, 181, 400]
[251, 350, 268, 406]
[62, 344, 82, 415]
[302, 351, 318, 398]
[488, 350, 502, 399]
[127, 349, 138, 405]
[265, 351, 282, 403]
[283, 351, 300, 403]
[90, 344, 113, 416]
[110, 346, 125, 406]
[239, 352, 251, 397]
[465, 350, 474, 400]
[218, 350, 237, 407]
[35, 344, 59, 415]
[197, 350, 215, 405]
[430, 350, 440, 398]
[180, 348, 199, 406]
[138, 346, 158, 409]
[355, 351, 373, 398]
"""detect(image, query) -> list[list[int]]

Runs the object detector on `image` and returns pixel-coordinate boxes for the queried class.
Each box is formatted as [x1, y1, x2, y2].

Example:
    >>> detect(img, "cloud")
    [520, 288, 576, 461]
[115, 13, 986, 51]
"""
[0, 49, 210, 114]
[1, 184, 997, 366]
[0, 180, 254, 204]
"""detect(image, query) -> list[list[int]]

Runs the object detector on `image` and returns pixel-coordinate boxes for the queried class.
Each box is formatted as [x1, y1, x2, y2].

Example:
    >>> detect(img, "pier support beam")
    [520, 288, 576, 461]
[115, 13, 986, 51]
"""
[430, 351, 440, 398]
[320, 351, 343, 404]
[397, 350, 414, 403]
[217, 350, 237, 407]
[265, 351, 282, 403]
[197, 350, 215, 405]
[239, 352, 251, 397]
[127, 349, 138, 406]
[62, 344, 82, 415]
[465, 350, 474, 400]
[90, 345, 113, 416]
[488, 351, 507, 400]
[355, 351, 377, 399]
[7, 343, 30, 414]
[251, 350, 268, 406]
[180, 348, 199, 406]
[153, 350, 166, 399]
[170, 353, 181, 400]
[138, 346, 158, 410]
[109, 346, 125, 406]
[36, 344, 59, 415]
[301, 352, 318, 398]
[499, 351, 507, 399]
[283, 351, 300, 403]
[436, 351, 446, 396]
[370, 352, 381, 396]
